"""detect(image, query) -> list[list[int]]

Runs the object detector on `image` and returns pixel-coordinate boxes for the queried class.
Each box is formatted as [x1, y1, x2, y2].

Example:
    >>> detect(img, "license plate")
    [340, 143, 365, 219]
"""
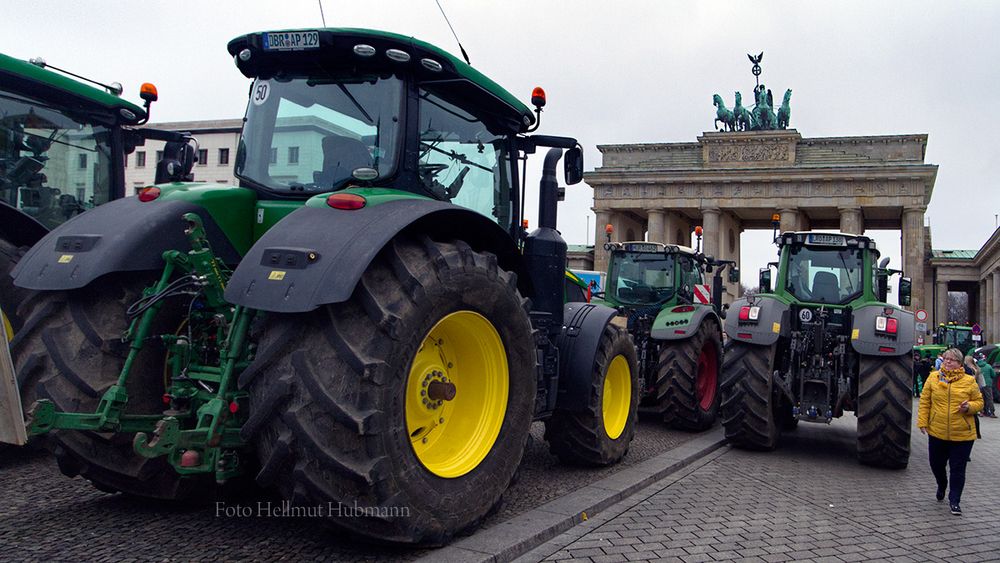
[0, 308, 27, 446]
[263, 31, 320, 51]
[806, 233, 846, 247]
[625, 243, 661, 253]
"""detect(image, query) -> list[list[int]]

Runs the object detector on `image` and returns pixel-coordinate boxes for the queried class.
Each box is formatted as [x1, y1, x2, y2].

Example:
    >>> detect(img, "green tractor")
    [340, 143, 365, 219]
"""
[720, 231, 915, 468]
[0, 52, 189, 339]
[3, 28, 639, 545]
[594, 227, 738, 430]
[913, 323, 976, 361]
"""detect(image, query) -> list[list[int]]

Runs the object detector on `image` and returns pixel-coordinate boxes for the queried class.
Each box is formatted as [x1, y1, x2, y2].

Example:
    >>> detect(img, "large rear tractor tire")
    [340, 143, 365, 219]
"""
[544, 324, 638, 466]
[0, 238, 32, 334]
[11, 277, 210, 499]
[720, 341, 778, 450]
[657, 318, 723, 431]
[857, 354, 913, 469]
[240, 236, 536, 545]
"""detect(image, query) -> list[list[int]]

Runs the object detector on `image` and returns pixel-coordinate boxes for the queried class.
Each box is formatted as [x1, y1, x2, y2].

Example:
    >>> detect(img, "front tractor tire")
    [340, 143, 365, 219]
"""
[240, 236, 536, 545]
[720, 341, 778, 450]
[657, 318, 723, 431]
[544, 323, 639, 466]
[11, 277, 209, 499]
[857, 354, 913, 469]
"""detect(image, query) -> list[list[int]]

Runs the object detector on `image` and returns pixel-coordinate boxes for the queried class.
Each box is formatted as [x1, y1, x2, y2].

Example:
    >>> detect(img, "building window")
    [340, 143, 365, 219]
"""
[156, 150, 163, 163]
[198, 149, 208, 166]
[288, 146, 299, 165]
[78, 154, 87, 169]
[136, 151, 146, 168]
[76, 187, 86, 202]
[270, 147, 278, 164]
[218, 148, 230, 165]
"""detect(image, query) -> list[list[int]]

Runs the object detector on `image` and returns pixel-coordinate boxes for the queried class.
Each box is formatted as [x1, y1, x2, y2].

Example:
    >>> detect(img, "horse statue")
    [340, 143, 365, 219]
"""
[733, 91, 753, 131]
[777, 88, 792, 129]
[712, 94, 736, 132]
[752, 86, 777, 130]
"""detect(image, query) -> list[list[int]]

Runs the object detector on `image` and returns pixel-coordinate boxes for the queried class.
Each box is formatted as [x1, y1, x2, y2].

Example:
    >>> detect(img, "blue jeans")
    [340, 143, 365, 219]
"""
[928, 435, 975, 505]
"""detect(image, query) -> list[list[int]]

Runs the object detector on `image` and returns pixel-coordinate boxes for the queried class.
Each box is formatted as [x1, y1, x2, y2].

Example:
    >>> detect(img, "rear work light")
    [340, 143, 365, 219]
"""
[326, 193, 366, 210]
[875, 315, 898, 335]
[138, 186, 160, 202]
[738, 305, 760, 322]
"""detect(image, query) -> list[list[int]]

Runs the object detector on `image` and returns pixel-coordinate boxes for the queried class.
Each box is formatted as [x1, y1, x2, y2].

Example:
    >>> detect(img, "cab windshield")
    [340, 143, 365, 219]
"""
[236, 74, 403, 195]
[938, 327, 973, 351]
[608, 252, 675, 305]
[785, 245, 863, 304]
[0, 89, 113, 228]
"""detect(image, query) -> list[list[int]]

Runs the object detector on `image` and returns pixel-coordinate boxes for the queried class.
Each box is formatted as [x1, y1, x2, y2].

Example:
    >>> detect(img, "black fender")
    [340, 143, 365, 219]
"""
[0, 201, 48, 248]
[850, 304, 915, 356]
[553, 302, 618, 412]
[12, 198, 241, 290]
[223, 199, 523, 313]
[723, 295, 790, 346]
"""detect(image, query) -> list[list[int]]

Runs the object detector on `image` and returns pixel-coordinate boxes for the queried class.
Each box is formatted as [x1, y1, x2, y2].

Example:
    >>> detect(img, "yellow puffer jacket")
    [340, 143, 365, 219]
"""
[917, 367, 983, 441]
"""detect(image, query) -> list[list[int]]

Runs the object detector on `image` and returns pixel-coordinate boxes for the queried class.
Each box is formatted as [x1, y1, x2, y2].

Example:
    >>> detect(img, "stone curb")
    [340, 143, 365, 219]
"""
[420, 426, 727, 563]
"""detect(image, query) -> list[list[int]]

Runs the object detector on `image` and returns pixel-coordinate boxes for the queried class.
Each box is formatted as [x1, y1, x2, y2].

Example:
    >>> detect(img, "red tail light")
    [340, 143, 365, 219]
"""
[739, 305, 760, 322]
[326, 193, 366, 210]
[138, 186, 160, 202]
[875, 316, 898, 335]
[672, 305, 695, 313]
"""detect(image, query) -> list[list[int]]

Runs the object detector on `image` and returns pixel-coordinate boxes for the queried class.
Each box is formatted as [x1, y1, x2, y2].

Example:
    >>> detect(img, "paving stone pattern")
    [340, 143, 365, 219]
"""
[539, 399, 1000, 563]
[0, 416, 692, 562]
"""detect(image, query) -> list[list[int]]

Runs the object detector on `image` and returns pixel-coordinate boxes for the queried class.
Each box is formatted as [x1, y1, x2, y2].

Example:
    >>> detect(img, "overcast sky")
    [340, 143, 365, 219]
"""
[6, 1, 999, 280]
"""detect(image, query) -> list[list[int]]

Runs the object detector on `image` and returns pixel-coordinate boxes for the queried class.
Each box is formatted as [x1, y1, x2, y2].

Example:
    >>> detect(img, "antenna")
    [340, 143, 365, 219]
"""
[435, 0, 470, 65]
[318, 0, 327, 27]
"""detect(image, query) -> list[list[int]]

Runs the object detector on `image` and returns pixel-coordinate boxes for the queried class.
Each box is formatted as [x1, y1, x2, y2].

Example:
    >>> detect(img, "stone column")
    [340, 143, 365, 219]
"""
[839, 207, 864, 235]
[902, 207, 926, 315]
[701, 207, 721, 259]
[779, 208, 798, 234]
[985, 275, 992, 339]
[646, 209, 665, 243]
[594, 209, 611, 273]
[979, 280, 987, 335]
[993, 270, 1000, 341]
[935, 279, 949, 328]
[663, 211, 681, 245]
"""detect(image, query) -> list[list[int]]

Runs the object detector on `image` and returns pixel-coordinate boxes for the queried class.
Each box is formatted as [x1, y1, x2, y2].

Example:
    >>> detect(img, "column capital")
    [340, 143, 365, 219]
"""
[646, 208, 665, 216]
[701, 206, 721, 215]
[903, 205, 928, 215]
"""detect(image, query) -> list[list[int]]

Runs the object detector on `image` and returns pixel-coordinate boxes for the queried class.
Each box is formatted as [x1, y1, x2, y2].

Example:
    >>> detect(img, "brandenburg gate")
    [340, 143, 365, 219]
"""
[585, 129, 938, 317]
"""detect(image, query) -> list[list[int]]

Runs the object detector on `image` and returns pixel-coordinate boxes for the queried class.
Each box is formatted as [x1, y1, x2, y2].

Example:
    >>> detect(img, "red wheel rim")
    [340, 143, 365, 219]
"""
[695, 343, 718, 412]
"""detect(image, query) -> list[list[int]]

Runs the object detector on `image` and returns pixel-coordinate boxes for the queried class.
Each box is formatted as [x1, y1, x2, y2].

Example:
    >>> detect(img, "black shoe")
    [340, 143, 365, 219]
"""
[936, 486, 946, 502]
[950, 504, 962, 516]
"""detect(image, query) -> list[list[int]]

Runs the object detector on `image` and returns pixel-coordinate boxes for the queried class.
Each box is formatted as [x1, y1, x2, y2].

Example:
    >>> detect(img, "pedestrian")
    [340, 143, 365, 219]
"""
[975, 353, 996, 417]
[935, 353, 944, 371]
[914, 354, 932, 397]
[917, 347, 984, 516]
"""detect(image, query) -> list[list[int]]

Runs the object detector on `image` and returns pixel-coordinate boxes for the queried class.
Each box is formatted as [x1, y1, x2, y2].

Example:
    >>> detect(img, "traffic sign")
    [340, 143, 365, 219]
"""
[915, 322, 927, 333]
[915, 309, 927, 322]
[917, 336, 924, 345]
[972, 323, 982, 335]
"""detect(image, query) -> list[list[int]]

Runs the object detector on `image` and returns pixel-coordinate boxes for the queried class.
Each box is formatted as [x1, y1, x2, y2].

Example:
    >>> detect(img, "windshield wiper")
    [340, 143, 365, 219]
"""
[337, 84, 373, 124]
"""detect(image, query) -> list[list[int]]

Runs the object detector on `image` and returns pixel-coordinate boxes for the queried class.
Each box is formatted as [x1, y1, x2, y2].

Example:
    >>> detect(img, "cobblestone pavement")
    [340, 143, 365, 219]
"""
[533, 399, 1000, 563]
[0, 414, 694, 562]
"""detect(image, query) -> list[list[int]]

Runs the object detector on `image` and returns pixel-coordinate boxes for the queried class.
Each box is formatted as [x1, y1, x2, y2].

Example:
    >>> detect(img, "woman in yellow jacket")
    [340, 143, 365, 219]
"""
[917, 347, 984, 516]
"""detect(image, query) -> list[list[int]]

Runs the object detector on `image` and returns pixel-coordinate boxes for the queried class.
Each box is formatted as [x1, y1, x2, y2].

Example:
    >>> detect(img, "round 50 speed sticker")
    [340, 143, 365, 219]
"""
[252, 80, 271, 106]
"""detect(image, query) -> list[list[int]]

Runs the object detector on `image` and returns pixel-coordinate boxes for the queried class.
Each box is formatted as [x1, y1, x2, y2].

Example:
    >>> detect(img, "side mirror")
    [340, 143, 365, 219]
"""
[759, 268, 772, 293]
[898, 277, 912, 307]
[564, 146, 584, 185]
[728, 267, 740, 284]
[705, 263, 714, 274]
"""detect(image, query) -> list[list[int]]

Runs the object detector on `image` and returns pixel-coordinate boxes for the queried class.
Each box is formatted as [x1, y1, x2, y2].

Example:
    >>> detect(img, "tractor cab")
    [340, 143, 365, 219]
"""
[761, 232, 911, 308]
[0, 53, 150, 236]
[227, 29, 576, 238]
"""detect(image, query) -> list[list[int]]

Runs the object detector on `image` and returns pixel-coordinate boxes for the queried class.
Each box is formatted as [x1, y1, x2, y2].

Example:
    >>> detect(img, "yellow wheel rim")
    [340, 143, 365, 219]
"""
[602, 355, 631, 440]
[1, 309, 12, 343]
[406, 311, 508, 478]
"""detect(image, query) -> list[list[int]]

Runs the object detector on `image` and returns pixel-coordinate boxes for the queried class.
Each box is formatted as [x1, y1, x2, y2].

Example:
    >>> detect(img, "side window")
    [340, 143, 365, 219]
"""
[677, 257, 702, 292]
[417, 88, 512, 225]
